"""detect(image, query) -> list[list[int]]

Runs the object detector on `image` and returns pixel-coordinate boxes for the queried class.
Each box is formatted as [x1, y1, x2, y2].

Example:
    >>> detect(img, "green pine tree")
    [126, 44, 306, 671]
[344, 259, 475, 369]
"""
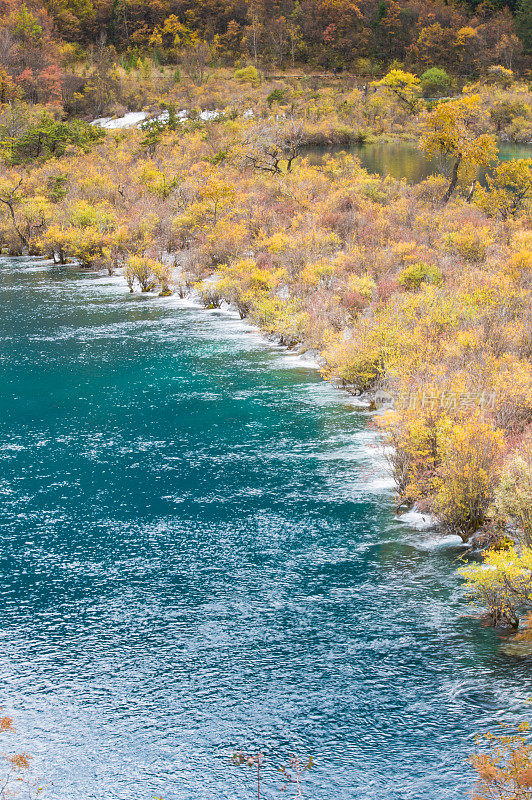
[517, 0, 532, 53]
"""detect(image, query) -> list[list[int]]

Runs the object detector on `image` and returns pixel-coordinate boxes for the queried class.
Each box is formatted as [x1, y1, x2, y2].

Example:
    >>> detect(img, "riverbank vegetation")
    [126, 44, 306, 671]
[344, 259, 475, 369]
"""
[1, 75, 531, 589]
[0, 2, 531, 637]
[471, 723, 532, 799]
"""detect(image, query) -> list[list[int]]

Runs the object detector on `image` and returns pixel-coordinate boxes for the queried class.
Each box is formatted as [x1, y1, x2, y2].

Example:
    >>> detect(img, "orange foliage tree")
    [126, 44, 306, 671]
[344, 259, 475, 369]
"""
[471, 724, 532, 800]
[0, 708, 36, 800]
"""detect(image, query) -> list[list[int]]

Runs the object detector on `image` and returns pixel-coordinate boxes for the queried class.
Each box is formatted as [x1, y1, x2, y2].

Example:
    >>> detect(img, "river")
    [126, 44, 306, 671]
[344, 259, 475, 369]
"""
[0, 259, 530, 800]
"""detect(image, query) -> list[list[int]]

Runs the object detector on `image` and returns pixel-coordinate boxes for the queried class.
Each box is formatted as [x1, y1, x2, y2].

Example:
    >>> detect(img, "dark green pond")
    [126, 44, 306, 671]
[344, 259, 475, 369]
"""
[308, 141, 532, 182]
[0, 259, 529, 800]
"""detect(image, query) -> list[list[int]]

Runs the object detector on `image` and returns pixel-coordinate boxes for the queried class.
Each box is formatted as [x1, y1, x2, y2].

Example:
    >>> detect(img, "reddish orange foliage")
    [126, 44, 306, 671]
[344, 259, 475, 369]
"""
[471, 725, 532, 800]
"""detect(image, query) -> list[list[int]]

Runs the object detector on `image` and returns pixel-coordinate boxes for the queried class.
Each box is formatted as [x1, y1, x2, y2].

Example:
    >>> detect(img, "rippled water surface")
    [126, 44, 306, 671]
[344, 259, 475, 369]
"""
[0, 259, 528, 800]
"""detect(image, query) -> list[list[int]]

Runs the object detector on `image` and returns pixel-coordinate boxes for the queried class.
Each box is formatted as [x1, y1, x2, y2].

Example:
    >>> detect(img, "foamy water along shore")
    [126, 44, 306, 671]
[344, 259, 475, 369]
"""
[2, 255, 515, 800]
[120, 262, 453, 543]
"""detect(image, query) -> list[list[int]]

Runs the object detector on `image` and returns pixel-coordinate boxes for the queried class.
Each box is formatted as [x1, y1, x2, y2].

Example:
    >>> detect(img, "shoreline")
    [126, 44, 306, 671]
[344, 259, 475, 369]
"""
[2, 253, 465, 544]
[117, 265, 453, 541]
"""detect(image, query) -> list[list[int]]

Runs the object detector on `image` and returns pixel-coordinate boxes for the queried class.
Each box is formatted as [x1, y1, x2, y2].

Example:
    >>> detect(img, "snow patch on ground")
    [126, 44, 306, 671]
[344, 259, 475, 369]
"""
[91, 107, 255, 129]
[91, 112, 148, 129]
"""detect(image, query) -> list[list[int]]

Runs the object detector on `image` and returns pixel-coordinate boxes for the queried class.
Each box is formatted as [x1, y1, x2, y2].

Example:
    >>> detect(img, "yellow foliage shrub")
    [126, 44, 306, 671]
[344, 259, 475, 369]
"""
[458, 545, 532, 627]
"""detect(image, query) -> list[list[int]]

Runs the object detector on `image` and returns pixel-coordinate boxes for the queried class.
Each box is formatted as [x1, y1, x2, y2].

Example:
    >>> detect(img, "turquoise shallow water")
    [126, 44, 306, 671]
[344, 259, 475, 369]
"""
[0, 258, 529, 800]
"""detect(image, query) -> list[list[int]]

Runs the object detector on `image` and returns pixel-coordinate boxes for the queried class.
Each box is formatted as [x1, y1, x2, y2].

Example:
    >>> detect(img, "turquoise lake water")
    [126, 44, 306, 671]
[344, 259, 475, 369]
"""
[0, 258, 530, 799]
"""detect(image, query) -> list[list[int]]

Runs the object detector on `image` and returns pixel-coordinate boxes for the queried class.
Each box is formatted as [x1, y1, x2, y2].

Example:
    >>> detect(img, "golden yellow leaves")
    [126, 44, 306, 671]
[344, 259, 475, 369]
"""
[496, 430, 532, 545]
[419, 95, 498, 198]
[321, 330, 384, 392]
[372, 70, 421, 112]
[346, 273, 376, 298]
[125, 256, 170, 293]
[459, 545, 532, 627]
[475, 158, 532, 219]
[507, 249, 532, 281]
[442, 224, 493, 263]
[434, 416, 504, 539]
